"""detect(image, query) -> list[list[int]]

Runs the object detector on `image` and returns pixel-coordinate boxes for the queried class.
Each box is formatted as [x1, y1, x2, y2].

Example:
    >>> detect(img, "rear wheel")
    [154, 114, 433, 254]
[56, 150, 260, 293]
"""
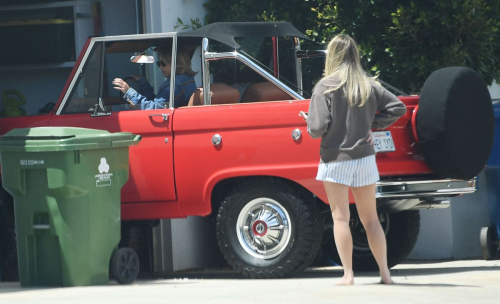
[323, 208, 420, 271]
[216, 179, 323, 278]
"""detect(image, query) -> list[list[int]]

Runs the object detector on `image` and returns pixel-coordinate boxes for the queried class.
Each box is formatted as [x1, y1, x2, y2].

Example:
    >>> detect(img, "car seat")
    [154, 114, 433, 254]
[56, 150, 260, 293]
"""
[187, 83, 240, 106]
[239, 81, 291, 103]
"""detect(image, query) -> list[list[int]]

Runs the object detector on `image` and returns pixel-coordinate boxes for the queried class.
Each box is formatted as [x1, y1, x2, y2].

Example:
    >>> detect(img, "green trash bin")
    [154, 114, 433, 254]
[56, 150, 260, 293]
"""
[0, 127, 141, 287]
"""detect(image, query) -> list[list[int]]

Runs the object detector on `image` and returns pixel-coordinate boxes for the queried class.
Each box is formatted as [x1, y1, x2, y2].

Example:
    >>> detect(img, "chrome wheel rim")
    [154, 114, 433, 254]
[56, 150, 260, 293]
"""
[236, 198, 291, 259]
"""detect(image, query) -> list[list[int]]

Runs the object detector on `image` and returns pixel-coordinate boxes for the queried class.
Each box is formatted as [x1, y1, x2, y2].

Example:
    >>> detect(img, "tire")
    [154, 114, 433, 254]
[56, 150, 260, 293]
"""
[417, 67, 494, 180]
[480, 225, 498, 260]
[216, 179, 323, 278]
[323, 208, 420, 271]
[110, 247, 140, 285]
[0, 188, 18, 282]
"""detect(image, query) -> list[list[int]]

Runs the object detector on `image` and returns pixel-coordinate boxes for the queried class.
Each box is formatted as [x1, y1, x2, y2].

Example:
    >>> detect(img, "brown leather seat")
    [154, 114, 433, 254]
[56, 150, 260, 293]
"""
[188, 83, 240, 106]
[240, 81, 291, 103]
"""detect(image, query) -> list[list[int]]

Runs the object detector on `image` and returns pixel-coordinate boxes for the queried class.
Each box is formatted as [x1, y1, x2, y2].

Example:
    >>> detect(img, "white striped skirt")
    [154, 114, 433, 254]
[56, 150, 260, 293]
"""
[316, 155, 379, 187]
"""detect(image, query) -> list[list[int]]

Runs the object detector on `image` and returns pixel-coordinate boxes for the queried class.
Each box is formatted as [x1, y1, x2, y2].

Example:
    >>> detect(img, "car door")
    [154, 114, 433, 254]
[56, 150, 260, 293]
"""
[48, 39, 177, 204]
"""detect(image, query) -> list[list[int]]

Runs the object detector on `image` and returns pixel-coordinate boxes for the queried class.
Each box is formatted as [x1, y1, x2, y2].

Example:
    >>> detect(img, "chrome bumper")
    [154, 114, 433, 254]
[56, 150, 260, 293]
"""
[376, 178, 477, 199]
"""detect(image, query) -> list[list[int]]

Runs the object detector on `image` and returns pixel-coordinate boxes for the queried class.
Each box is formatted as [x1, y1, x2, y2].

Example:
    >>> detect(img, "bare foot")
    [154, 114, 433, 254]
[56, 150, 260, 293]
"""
[335, 276, 354, 286]
[380, 270, 393, 284]
[379, 278, 394, 285]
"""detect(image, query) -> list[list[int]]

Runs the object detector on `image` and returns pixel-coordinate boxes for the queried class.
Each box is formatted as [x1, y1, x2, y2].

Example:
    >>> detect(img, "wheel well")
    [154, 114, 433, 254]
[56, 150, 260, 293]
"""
[209, 176, 327, 220]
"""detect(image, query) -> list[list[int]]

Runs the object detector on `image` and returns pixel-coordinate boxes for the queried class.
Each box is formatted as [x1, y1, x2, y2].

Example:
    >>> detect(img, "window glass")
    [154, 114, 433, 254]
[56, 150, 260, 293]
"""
[207, 57, 292, 105]
[301, 56, 324, 97]
[61, 42, 103, 114]
[207, 36, 316, 102]
[61, 37, 185, 114]
[298, 39, 326, 97]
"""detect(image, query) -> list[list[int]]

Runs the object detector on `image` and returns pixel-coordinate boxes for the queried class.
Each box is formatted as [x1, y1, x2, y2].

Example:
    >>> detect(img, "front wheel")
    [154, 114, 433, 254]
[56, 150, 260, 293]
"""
[323, 208, 420, 271]
[216, 179, 323, 278]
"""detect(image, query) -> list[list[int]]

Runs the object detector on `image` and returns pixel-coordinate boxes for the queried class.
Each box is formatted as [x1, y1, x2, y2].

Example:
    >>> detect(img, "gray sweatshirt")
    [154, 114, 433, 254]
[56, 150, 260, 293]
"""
[307, 76, 407, 163]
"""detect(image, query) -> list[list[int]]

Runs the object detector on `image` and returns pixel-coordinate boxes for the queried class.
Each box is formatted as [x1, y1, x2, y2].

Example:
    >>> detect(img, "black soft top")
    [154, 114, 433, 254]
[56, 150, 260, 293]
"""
[178, 22, 310, 49]
[105, 22, 311, 54]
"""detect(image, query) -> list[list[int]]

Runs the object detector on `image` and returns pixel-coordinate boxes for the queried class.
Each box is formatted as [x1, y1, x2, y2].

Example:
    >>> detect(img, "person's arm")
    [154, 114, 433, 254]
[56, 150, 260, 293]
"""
[306, 85, 331, 139]
[371, 87, 407, 130]
[123, 80, 171, 110]
[123, 88, 168, 110]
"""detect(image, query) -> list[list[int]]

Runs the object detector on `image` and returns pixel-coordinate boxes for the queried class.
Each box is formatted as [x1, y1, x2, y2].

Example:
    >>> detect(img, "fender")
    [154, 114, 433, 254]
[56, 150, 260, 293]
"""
[203, 164, 328, 208]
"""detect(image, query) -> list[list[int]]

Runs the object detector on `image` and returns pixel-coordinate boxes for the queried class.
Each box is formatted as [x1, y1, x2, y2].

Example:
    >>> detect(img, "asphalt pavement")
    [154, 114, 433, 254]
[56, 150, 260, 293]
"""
[0, 259, 499, 304]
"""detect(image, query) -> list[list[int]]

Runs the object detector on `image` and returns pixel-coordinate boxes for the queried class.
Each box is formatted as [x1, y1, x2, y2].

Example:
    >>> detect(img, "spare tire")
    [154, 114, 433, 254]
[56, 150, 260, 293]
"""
[417, 67, 494, 180]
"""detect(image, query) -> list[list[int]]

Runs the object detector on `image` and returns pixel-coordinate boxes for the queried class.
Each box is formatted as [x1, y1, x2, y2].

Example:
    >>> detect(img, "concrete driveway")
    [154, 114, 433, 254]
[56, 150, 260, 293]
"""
[1, 260, 499, 304]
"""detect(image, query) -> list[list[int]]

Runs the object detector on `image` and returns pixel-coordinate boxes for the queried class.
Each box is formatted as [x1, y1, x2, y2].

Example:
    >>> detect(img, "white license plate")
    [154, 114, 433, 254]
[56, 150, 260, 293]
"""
[373, 131, 396, 153]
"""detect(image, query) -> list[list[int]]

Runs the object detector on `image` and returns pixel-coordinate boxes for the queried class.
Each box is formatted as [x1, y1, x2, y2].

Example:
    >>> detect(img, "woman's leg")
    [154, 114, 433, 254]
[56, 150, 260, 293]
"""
[323, 181, 354, 285]
[350, 184, 393, 284]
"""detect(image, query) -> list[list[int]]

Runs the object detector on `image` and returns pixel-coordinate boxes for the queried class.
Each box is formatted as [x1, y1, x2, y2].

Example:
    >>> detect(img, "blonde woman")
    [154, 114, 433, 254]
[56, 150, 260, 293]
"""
[113, 46, 197, 109]
[300, 34, 406, 285]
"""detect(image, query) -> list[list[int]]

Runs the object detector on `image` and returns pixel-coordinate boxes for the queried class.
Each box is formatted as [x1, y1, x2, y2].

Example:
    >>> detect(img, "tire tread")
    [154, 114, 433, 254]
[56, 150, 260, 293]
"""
[216, 179, 322, 278]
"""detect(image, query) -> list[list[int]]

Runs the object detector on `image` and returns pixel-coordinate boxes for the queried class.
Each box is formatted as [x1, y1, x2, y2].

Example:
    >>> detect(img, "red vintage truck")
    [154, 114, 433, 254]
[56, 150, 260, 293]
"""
[0, 22, 494, 280]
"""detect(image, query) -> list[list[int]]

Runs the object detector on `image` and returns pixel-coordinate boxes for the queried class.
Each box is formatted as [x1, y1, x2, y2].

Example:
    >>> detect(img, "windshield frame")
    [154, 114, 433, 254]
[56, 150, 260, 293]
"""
[56, 32, 179, 115]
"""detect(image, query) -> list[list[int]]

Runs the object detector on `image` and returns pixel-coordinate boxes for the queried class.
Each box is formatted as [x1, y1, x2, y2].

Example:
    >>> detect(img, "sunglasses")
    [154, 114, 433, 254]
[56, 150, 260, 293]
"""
[156, 60, 167, 68]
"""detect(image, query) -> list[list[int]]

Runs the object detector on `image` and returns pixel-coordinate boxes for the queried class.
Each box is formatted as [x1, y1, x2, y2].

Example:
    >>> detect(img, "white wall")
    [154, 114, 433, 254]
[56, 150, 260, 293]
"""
[408, 171, 491, 260]
[143, 0, 207, 33]
[143, 0, 207, 90]
[489, 81, 500, 102]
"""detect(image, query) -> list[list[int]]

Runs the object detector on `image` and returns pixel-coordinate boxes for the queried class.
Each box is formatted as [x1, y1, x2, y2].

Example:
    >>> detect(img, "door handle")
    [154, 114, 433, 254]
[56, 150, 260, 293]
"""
[149, 113, 170, 121]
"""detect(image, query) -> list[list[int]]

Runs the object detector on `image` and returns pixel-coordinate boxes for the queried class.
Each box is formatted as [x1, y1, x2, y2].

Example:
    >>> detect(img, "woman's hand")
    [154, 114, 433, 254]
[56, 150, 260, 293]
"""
[299, 111, 308, 121]
[367, 130, 374, 146]
[112, 78, 130, 94]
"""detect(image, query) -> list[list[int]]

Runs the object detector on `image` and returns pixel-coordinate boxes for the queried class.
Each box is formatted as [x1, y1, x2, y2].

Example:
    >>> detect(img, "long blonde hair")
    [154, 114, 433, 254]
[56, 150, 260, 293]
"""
[156, 45, 197, 77]
[322, 34, 374, 107]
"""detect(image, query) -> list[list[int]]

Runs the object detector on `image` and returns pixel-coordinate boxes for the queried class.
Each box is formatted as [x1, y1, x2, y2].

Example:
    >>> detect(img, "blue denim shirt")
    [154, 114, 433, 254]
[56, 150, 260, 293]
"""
[124, 74, 197, 109]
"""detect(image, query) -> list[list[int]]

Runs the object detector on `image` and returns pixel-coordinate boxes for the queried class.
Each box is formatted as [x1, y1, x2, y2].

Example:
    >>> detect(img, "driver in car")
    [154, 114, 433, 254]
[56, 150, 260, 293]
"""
[112, 46, 197, 109]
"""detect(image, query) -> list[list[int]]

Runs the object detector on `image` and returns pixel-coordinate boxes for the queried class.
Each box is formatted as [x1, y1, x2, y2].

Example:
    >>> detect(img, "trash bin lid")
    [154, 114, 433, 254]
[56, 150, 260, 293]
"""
[0, 127, 141, 152]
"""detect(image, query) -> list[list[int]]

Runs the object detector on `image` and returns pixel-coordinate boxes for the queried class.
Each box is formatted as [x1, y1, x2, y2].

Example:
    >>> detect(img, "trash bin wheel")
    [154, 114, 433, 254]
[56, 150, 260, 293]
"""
[110, 247, 140, 284]
[480, 225, 499, 260]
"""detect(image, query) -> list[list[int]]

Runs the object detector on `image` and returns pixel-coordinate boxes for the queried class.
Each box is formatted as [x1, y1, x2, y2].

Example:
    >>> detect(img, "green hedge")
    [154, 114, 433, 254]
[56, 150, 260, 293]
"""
[203, 0, 500, 93]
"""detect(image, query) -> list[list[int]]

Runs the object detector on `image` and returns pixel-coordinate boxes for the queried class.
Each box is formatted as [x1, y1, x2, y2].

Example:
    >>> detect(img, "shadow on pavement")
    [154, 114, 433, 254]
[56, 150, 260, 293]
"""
[0, 282, 53, 294]
[1, 261, 497, 292]
[137, 261, 500, 281]
[364, 282, 479, 288]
